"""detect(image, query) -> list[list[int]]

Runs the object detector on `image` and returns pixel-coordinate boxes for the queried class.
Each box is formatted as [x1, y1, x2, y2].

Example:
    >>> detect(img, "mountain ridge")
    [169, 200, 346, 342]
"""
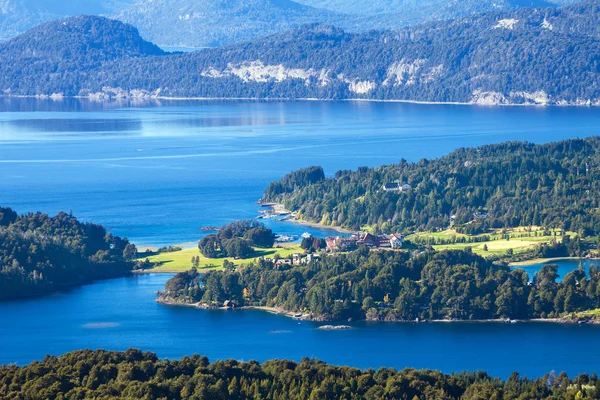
[0, 0, 585, 47]
[1, 2, 600, 105]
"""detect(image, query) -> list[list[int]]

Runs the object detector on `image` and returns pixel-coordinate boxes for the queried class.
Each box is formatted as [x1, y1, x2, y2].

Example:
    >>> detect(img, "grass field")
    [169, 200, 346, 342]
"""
[137, 243, 303, 273]
[406, 227, 575, 257]
[575, 309, 600, 318]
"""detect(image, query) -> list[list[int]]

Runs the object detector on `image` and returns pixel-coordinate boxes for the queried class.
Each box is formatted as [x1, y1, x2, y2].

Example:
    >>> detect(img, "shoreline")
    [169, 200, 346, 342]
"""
[2, 94, 598, 108]
[285, 218, 357, 235]
[156, 298, 598, 325]
[263, 202, 357, 235]
[511, 257, 600, 267]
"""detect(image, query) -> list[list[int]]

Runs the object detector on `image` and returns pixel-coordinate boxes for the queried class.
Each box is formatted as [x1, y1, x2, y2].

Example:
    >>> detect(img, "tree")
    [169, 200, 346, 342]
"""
[244, 227, 276, 248]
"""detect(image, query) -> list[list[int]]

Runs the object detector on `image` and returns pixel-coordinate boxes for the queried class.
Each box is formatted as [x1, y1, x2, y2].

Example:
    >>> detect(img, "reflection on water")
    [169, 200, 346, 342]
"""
[2, 98, 600, 246]
[2, 119, 143, 134]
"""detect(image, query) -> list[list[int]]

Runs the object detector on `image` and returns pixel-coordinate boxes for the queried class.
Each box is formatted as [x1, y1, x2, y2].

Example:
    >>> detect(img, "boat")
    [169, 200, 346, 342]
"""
[301, 232, 312, 239]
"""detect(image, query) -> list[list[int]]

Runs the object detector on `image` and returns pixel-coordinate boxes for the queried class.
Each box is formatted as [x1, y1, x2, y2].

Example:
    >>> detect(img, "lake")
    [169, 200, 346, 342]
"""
[2, 98, 600, 377]
[0, 273, 599, 379]
[2, 98, 600, 246]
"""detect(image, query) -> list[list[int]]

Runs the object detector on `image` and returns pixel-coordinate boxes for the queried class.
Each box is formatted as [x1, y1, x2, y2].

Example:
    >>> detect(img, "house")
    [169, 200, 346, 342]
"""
[382, 182, 412, 192]
[306, 253, 321, 263]
[292, 253, 303, 265]
[325, 236, 340, 252]
[383, 183, 401, 192]
[357, 232, 377, 247]
[326, 236, 357, 252]
[387, 233, 404, 249]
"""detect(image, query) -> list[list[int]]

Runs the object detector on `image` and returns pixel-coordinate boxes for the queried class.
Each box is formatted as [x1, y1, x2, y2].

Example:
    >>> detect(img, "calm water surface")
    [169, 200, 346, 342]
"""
[2, 98, 600, 246]
[0, 273, 599, 379]
[2, 99, 600, 377]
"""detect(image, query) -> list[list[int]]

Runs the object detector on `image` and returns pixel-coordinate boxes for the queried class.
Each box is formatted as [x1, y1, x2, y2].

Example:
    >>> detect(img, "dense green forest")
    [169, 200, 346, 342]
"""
[0, 207, 136, 300]
[263, 138, 600, 236]
[198, 220, 275, 259]
[2, 1, 600, 104]
[160, 246, 598, 321]
[1, 349, 597, 399]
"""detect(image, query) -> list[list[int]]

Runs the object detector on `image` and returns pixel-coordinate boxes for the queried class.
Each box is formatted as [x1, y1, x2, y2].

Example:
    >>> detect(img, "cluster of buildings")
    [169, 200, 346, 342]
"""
[325, 232, 404, 253]
[264, 253, 321, 268]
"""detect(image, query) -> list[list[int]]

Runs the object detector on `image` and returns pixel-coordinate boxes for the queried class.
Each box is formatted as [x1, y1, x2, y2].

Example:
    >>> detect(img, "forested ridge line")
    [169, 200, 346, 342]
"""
[3, 1, 600, 104]
[0, 348, 598, 399]
[262, 137, 600, 236]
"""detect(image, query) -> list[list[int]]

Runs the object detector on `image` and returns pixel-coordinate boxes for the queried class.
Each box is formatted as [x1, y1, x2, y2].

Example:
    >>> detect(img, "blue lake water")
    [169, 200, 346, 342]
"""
[0, 273, 599, 379]
[516, 259, 600, 281]
[2, 98, 600, 377]
[2, 98, 600, 246]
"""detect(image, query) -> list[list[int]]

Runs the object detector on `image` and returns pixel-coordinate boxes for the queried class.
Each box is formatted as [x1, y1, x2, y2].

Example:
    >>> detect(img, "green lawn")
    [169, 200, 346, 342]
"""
[573, 309, 600, 319]
[407, 227, 576, 257]
[137, 244, 303, 273]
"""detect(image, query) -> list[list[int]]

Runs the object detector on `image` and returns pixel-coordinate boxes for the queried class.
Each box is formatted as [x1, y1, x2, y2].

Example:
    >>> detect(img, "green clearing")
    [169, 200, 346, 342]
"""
[406, 227, 576, 257]
[573, 309, 600, 319]
[137, 244, 303, 273]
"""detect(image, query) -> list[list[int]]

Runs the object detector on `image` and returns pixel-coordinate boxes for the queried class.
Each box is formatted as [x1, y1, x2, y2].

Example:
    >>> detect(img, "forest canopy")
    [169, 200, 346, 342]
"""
[198, 220, 275, 259]
[0, 207, 136, 300]
[263, 138, 600, 236]
[160, 247, 600, 321]
[1, 349, 598, 400]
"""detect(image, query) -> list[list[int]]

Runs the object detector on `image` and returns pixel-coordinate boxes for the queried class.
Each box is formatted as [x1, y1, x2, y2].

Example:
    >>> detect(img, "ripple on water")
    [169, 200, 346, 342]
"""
[82, 322, 120, 329]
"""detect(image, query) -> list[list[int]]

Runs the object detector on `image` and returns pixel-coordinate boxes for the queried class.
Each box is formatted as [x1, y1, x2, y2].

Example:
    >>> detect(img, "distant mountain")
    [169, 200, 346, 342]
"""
[114, 0, 585, 48]
[0, 0, 585, 48]
[296, 0, 575, 16]
[0, 0, 134, 41]
[115, 0, 350, 48]
[2, 2, 600, 105]
[0, 15, 163, 95]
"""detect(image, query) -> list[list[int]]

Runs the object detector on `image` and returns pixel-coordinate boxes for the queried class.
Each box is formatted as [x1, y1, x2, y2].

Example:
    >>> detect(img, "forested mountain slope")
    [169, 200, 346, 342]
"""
[114, 0, 575, 48]
[0, 0, 134, 41]
[2, 349, 598, 399]
[0, 207, 136, 300]
[115, 0, 348, 48]
[2, 1, 600, 104]
[262, 138, 600, 235]
[297, 0, 565, 15]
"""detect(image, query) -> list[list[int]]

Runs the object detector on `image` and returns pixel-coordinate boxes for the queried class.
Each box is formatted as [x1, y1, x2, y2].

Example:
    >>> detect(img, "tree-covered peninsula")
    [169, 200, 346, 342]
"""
[159, 248, 600, 322]
[262, 138, 600, 236]
[1, 348, 598, 399]
[0, 207, 136, 300]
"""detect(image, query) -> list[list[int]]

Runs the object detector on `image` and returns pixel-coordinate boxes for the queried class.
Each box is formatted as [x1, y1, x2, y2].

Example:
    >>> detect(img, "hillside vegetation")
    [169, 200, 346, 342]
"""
[1, 349, 598, 399]
[0, 207, 135, 300]
[159, 246, 597, 322]
[2, 2, 600, 104]
[263, 138, 600, 236]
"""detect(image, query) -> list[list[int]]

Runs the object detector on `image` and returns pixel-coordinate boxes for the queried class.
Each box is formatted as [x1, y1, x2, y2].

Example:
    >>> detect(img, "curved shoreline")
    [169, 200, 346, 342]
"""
[156, 298, 599, 325]
[511, 257, 600, 267]
[260, 202, 357, 235]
